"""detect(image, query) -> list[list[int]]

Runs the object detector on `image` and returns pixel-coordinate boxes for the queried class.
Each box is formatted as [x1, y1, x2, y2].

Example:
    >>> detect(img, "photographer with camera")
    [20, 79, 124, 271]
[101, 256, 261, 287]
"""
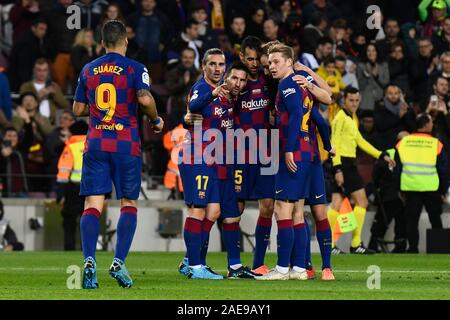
[0, 103, 33, 197]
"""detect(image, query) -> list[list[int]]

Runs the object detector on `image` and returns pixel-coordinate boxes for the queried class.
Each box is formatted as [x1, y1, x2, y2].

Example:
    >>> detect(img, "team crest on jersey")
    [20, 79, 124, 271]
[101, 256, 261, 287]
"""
[198, 191, 206, 199]
[142, 72, 150, 86]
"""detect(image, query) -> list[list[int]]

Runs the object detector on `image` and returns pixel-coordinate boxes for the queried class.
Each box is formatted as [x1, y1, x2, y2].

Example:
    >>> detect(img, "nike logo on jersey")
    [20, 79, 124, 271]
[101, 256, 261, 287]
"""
[315, 194, 324, 199]
[282, 87, 296, 97]
[276, 190, 284, 194]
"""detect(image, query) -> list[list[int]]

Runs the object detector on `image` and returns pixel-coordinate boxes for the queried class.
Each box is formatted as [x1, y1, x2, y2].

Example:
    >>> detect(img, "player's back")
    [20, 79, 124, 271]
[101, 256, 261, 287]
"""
[75, 52, 150, 157]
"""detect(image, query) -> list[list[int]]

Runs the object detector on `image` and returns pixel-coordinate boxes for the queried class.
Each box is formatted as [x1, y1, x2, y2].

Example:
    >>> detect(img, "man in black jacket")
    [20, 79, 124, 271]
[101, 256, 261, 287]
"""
[8, 18, 50, 91]
[368, 132, 408, 253]
[374, 84, 416, 150]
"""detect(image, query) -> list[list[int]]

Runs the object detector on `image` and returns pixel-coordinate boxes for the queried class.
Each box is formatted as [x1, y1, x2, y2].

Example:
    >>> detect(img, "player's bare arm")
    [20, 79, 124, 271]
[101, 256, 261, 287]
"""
[292, 75, 332, 105]
[137, 89, 164, 133]
[73, 101, 90, 116]
[294, 62, 332, 96]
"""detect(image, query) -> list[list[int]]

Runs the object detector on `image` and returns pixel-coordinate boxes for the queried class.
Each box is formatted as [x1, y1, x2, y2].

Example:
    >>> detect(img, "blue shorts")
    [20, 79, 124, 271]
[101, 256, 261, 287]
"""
[80, 151, 142, 200]
[305, 159, 327, 206]
[179, 163, 239, 218]
[179, 163, 220, 206]
[234, 164, 275, 201]
[275, 160, 312, 202]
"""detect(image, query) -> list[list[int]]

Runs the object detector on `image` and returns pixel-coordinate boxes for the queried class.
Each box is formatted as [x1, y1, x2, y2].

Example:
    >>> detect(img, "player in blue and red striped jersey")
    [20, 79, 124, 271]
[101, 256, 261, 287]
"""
[179, 53, 258, 279]
[292, 65, 336, 280]
[257, 43, 313, 281]
[73, 21, 164, 289]
[233, 37, 275, 275]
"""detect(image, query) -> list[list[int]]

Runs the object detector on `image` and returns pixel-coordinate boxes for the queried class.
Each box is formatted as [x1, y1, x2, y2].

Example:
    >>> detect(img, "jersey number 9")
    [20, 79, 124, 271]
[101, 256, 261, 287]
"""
[95, 83, 117, 123]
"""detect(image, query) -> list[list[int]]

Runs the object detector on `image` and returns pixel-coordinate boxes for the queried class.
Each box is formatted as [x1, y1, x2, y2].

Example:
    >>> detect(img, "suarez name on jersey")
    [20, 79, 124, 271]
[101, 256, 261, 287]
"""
[74, 52, 150, 157]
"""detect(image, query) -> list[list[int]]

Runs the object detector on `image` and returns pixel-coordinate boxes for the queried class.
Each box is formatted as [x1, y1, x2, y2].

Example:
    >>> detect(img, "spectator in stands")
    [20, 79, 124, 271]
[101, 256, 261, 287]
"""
[388, 43, 411, 98]
[74, 0, 107, 29]
[127, 0, 173, 83]
[357, 43, 390, 111]
[302, 0, 340, 26]
[44, 0, 77, 93]
[27, 117, 47, 193]
[419, 0, 449, 37]
[263, 18, 280, 42]
[401, 22, 419, 59]
[9, 0, 41, 44]
[432, 16, 450, 54]
[12, 92, 53, 138]
[424, 76, 450, 163]
[349, 32, 367, 59]
[317, 57, 346, 101]
[328, 19, 347, 57]
[94, 2, 124, 43]
[374, 85, 416, 150]
[335, 55, 359, 89]
[191, 4, 218, 52]
[44, 110, 75, 193]
[228, 15, 247, 55]
[125, 24, 148, 65]
[70, 28, 101, 87]
[301, 11, 327, 55]
[410, 37, 440, 104]
[314, 37, 333, 66]
[394, 113, 448, 253]
[429, 51, 450, 91]
[376, 18, 402, 62]
[245, 4, 266, 40]
[156, 0, 187, 33]
[0, 114, 33, 197]
[19, 59, 69, 125]
[0, 70, 13, 132]
[8, 17, 50, 91]
[0, 200, 24, 251]
[165, 47, 200, 128]
[169, 19, 202, 70]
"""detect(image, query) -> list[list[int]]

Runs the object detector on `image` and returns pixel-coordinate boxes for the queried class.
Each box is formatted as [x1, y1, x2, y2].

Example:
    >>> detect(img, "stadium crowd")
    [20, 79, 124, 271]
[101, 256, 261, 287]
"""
[0, 0, 449, 254]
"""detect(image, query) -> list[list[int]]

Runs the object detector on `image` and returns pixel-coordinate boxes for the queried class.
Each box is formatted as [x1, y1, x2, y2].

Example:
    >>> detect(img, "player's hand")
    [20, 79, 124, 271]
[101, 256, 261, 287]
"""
[212, 84, 229, 99]
[328, 146, 336, 158]
[285, 152, 297, 173]
[292, 75, 312, 91]
[184, 112, 203, 126]
[335, 171, 344, 187]
[293, 62, 311, 73]
[384, 155, 396, 169]
[152, 116, 164, 133]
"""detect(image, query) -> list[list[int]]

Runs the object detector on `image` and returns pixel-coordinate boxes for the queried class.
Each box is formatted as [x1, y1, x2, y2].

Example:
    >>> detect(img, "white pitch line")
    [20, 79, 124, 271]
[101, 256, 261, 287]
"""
[0, 267, 448, 274]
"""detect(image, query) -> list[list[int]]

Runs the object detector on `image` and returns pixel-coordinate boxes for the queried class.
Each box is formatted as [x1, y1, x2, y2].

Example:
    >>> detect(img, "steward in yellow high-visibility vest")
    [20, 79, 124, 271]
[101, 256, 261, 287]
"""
[56, 120, 88, 251]
[395, 113, 448, 253]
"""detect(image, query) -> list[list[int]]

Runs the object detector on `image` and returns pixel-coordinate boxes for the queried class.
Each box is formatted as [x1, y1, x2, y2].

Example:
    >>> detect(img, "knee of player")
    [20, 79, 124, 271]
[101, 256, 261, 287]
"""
[259, 199, 274, 217]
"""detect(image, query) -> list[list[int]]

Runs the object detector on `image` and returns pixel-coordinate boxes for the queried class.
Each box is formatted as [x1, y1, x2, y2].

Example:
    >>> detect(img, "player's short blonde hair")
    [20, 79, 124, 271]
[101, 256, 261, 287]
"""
[267, 43, 294, 61]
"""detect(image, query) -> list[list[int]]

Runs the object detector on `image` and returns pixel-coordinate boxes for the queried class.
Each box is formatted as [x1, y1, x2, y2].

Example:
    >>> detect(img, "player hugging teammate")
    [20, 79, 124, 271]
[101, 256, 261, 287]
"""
[178, 36, 338, 281]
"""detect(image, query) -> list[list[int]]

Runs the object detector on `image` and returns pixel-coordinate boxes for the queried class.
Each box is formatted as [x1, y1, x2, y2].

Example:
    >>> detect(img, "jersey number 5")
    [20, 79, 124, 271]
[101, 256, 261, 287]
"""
[95, 83, 117, 122]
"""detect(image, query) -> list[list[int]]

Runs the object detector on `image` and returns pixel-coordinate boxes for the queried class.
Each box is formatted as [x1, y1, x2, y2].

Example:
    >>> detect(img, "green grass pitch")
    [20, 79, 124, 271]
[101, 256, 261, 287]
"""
[0, 252, 449, 300]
